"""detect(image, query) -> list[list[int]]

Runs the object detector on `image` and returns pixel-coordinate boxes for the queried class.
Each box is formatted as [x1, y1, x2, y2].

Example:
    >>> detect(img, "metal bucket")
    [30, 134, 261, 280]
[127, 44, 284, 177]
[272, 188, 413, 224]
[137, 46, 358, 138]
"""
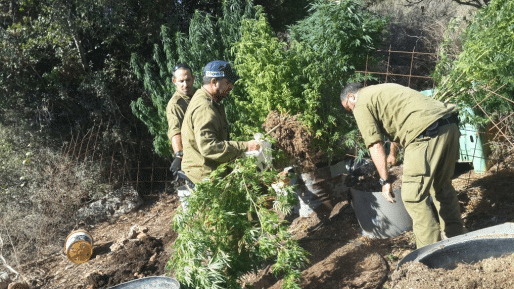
[351, 188, 413, 239]
[107, 276, 180, 289]
[397, 222, 514, 269]
[64, 229, 93, 264]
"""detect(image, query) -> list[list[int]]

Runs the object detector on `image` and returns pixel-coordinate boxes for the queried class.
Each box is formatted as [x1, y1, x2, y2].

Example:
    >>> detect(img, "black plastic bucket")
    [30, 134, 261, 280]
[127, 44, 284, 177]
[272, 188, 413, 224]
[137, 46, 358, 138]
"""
[351, 188, 413, 239]
[397, 222, 514, 269]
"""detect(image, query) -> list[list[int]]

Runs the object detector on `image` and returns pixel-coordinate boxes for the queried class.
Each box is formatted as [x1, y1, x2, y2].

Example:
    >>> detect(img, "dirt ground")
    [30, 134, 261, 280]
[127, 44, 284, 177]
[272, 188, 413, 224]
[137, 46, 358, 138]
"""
[11, 159, 514, 288]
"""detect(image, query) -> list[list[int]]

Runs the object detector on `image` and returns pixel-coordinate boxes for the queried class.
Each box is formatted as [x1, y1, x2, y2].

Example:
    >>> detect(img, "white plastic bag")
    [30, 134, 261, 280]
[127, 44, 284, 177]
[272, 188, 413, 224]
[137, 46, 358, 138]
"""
[245, 133, 273, 170]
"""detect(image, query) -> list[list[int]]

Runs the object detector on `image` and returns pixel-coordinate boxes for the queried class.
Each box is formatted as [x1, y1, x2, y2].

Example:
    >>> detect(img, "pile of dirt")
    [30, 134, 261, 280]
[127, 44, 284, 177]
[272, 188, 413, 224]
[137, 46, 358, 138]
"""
[86, 234, 168, 288]
[391, 253, 514, 288]
[263, 111, 317, 172]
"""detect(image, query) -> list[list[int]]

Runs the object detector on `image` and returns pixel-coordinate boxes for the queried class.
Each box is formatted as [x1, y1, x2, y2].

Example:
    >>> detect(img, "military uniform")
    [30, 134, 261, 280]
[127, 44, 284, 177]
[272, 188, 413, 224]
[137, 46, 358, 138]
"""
[353, 83, 467, 248]
[181, 87, 248, 184]
[166, 90, 193, 141]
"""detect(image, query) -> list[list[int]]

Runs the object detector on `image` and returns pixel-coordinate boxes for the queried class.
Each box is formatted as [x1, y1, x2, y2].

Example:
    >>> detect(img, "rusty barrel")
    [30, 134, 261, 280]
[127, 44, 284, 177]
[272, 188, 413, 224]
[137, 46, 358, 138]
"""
[64, 229, 93, 264]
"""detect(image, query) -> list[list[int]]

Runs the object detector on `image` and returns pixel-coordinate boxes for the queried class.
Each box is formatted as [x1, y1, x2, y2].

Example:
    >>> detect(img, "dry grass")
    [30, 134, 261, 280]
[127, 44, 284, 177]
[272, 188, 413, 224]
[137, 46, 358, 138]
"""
[0, 111, 111, 265]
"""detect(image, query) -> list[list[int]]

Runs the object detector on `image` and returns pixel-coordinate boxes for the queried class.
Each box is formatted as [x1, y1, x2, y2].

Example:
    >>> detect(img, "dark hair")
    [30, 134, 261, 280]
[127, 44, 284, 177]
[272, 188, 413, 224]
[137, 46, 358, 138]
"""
[340, 83, 364, 103]
[173, 63, 192, 77]
[202, 75, 225, 85]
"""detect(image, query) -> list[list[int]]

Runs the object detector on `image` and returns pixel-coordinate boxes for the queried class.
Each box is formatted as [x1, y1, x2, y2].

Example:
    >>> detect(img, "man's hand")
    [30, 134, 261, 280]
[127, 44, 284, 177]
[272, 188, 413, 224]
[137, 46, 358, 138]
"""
[170, 157, 182, 177]
[387, 154, 397, 166]
[381, 183, 396, 203]
[387, 142, 399, 166]
[247, 140, 261, 152]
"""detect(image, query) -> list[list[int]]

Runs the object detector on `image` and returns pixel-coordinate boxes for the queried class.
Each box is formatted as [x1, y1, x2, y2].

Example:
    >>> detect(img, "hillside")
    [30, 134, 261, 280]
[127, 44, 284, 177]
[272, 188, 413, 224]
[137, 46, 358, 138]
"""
[4, 158, 514, 288]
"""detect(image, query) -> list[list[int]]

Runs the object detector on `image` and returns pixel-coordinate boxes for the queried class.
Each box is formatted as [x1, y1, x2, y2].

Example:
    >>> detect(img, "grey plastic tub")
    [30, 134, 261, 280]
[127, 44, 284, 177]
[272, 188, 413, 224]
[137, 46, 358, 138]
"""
[397, 222, 514, 269]
[108, 277, 180, 289]
[351, 188, 413, 239]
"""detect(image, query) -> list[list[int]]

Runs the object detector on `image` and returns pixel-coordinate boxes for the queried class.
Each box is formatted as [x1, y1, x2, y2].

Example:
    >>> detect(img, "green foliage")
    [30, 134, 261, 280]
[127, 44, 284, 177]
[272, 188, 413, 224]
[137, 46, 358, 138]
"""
[132, 0, 385, 160]
[131, 0, 257, 157]
[433, 0, 514, 123]
[231, 0, 386, 158]
[169, 156, 308, 289]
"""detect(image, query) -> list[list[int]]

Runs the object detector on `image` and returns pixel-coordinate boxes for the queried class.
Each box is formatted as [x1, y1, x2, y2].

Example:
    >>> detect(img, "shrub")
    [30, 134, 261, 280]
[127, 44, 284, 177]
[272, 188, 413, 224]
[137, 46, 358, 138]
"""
[130, 0, 257, 157]
[0, 111, 110, 263]
[168, 157, 308, 289]
[433, 0, 514, 123]
[231, 0, 387, 160]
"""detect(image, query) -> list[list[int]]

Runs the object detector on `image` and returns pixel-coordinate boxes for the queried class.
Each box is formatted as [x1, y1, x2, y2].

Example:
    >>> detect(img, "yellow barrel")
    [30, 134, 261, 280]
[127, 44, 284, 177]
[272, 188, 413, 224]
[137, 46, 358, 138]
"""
[64, 229, 93, 264]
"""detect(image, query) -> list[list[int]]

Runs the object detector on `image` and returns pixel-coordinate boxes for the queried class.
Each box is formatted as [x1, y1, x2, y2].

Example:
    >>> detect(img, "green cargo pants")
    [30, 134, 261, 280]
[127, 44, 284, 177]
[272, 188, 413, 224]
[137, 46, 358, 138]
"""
[401, 123, 468, 248]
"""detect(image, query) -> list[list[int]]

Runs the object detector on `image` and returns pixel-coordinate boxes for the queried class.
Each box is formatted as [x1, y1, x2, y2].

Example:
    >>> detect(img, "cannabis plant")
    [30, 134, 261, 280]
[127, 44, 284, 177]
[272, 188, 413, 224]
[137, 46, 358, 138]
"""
[231, 0, 386, 160]
[130, 0, 257, 157]
[168, 157, 308, 289]
[433, 0, 514, 123]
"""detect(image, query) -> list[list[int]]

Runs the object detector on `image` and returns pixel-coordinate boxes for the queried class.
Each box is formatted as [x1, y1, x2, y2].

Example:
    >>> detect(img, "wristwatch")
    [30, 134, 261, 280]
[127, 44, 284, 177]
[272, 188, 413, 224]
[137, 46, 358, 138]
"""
[379, 177, 390, 186]
[175, 151, 183, 158]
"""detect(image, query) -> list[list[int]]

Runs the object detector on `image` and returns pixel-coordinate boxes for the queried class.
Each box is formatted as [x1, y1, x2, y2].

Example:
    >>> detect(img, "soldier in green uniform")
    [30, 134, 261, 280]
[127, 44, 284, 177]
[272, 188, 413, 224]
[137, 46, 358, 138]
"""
[340, 82, 467, 248]
[181, 60, 260, 185]
[166, 64, 196, 176]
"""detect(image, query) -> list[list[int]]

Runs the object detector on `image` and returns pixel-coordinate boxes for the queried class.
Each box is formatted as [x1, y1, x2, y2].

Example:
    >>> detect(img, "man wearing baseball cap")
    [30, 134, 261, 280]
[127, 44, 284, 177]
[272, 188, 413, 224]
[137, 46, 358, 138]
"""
[180, 60, 260, 186]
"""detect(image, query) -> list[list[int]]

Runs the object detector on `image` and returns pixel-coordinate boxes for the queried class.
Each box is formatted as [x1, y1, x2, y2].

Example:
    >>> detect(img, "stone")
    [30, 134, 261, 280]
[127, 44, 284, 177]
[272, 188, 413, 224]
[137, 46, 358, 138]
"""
[76, 185, 143, 223]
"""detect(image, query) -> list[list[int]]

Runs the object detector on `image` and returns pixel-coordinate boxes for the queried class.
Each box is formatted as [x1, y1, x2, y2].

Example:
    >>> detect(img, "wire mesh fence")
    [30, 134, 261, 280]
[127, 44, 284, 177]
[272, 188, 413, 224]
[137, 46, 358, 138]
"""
[62, 49, 513, 195]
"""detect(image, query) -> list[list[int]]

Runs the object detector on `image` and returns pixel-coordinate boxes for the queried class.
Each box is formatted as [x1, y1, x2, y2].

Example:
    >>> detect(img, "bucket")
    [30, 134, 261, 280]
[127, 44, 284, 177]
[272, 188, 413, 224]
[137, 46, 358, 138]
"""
[397, 222, 514, 269]
[177, 185, 192, 211]
[64, 229, 93, 264]
[107, 276, 180, 289]
[350, 188, 412, 239]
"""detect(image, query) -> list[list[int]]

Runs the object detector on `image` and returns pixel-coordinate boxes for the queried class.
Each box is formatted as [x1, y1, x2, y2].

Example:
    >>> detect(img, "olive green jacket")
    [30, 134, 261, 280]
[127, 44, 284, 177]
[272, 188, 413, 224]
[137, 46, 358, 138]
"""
[166, 90, 194, 141]
[181, 87, 248, 183]
[353, 83, 458, 148]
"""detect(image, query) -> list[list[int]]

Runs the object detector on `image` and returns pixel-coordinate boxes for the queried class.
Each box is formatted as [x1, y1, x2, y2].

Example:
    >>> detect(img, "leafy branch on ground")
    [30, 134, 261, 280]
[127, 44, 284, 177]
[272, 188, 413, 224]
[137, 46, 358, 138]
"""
[168, 156, 308, 289]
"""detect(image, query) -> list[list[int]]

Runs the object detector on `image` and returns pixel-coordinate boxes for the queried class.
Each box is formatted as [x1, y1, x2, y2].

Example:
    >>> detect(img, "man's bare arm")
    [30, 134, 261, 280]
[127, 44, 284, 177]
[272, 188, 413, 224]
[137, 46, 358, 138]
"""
[369, 141, 395, 203]
[171, 134, 183, 156]
[369, 141, 388, 180]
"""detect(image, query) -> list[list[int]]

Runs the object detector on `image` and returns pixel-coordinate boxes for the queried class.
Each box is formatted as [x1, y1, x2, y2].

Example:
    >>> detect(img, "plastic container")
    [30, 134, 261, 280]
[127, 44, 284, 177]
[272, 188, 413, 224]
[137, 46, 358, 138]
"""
[420, 89, 488, 173]
[350, 188, 413, 239]
[397, 222, 514, 269]
[107, 276, 180, 289]
[177, 185, 192, 211]
[64, 229, 93, 264]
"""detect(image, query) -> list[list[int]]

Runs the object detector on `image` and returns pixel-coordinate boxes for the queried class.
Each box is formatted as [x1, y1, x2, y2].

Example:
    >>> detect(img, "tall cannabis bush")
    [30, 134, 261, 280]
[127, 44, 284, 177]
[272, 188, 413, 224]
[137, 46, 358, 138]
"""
[433, 0, 514, 123]
[231, 0, 386, 159]
[130, 0, 256, 157]
[169, 157, 308, 289]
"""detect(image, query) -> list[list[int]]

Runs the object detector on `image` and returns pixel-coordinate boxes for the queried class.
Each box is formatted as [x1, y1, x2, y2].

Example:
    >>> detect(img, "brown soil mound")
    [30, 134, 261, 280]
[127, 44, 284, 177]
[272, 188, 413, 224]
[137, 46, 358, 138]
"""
[86, 236, 169, 288]
[391, 253, 514, 288]
[263, 111, 317, 172]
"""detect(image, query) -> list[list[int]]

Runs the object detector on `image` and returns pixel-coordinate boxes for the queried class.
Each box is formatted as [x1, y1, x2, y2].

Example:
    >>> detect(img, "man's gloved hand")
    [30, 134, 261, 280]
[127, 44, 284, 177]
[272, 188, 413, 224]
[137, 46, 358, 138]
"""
[381, 183, 396, 203]
[170, 157, 181, 176]
[170, 151, 183, 178]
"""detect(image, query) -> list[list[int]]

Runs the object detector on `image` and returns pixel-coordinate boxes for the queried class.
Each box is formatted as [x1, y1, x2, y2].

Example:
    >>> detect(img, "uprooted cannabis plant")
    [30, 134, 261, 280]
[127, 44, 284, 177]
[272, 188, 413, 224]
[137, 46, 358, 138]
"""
[168, 156, 309, 289]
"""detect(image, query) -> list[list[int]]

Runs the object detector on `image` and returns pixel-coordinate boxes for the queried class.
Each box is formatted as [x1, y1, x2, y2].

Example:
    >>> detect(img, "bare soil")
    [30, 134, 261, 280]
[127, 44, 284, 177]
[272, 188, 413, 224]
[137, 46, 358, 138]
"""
[10, 160, 514, 289]
[391, 253, 514, 288]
